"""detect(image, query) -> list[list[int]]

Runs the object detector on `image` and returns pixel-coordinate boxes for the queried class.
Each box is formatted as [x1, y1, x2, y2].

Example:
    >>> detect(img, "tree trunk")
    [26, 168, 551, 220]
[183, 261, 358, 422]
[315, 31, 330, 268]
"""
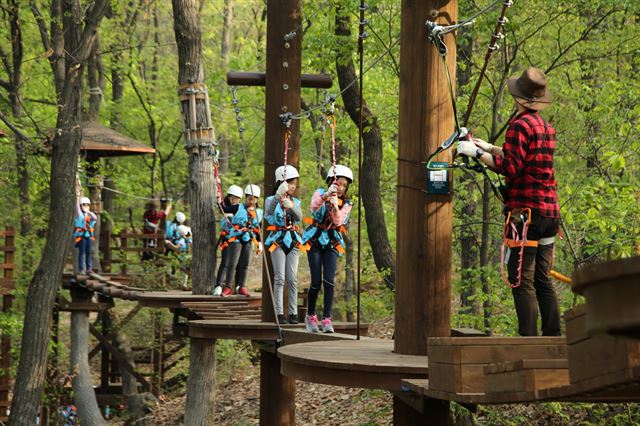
[172, 0, 218, 423]
[335, 8, 396, 290]
[8, 1, 109, 423]
[70, 289, 107, 426]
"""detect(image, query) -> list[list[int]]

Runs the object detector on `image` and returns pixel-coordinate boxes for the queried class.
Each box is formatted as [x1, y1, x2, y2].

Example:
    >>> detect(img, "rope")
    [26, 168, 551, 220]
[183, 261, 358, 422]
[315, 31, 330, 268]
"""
[356, 0, 367, 340]
[328, 114, 338, 183]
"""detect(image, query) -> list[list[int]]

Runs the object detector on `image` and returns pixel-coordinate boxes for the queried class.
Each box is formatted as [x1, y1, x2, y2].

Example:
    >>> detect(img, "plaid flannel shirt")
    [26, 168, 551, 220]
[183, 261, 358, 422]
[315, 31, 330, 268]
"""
[492, 110, 560, 218]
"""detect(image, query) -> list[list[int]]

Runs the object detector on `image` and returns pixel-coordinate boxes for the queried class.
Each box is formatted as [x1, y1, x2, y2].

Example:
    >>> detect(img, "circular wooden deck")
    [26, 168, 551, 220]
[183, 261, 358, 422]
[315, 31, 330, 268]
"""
[188, 319, 368, 341]
[278, 339, 428, 390]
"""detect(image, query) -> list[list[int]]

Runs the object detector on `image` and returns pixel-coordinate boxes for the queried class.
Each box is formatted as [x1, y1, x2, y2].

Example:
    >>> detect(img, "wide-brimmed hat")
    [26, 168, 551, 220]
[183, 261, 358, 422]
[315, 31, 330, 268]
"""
[507, 67, 552, 110]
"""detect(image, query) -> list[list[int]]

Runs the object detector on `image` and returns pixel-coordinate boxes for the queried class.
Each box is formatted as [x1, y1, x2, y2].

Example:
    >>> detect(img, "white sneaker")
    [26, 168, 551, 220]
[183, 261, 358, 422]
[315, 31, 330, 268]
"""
[213, 286, 223, 296]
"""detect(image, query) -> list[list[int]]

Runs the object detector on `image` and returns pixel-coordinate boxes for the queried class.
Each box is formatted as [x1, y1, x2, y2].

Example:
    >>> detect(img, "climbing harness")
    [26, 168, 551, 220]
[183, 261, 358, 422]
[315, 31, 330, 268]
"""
[500, 207, 534, 288]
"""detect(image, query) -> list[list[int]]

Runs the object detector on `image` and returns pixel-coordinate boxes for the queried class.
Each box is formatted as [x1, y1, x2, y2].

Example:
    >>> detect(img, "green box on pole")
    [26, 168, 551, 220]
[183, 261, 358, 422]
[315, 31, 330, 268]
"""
[427, 162, 450, 194]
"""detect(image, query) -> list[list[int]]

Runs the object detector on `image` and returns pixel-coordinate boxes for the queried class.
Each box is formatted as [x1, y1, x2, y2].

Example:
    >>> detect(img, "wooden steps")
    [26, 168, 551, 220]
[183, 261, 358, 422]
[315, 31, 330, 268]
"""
[427, 336, 566, 394]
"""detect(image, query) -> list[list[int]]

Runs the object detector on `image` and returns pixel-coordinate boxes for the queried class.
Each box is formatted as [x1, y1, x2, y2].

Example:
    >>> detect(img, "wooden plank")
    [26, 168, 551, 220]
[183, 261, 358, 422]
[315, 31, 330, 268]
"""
[0, 247, 15, 253]
[429, 343, 567, 365]
[0, 231, 16, 237]
[0, 264, 14, 270]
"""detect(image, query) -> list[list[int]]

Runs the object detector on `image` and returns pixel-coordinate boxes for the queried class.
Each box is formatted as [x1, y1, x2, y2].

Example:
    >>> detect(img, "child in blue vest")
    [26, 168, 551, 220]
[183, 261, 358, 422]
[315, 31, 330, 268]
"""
[214, 185, 244, 296]
[302, 165, 353, 333]
[74, 196, 97, 274]
[265, 165, 304, 324]
[229, 184, 264, 296]
[165, 211, 186, 247]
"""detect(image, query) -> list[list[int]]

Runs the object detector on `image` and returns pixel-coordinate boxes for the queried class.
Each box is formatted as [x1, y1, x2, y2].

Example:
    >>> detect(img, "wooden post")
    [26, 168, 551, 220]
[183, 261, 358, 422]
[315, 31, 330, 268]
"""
[395, 0, 456, 423]
[0, 227, 14, 422]
[259, 1, 301, 425]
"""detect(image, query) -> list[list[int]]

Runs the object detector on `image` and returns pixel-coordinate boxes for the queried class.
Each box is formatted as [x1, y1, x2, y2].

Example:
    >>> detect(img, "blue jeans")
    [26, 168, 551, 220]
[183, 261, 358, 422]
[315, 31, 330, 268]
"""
[77, 237, 92, 273]
[306, 247, 338, 319]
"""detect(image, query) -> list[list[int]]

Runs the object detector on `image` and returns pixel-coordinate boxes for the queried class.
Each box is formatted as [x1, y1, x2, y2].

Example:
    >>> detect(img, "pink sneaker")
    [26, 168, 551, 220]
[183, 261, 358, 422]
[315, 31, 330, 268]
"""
[321, 317, 334, 333]
[305, 314, 319, 333]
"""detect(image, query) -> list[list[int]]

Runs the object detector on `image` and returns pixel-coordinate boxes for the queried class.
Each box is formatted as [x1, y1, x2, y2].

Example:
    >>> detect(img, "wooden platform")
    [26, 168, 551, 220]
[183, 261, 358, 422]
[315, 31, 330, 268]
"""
[188, 319, 368, 341]
[278, 339, 428, 390]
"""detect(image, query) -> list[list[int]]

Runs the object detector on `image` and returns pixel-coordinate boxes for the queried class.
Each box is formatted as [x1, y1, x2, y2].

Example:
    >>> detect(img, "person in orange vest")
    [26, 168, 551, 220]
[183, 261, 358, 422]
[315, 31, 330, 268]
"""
[74, 196, 97, 274]
[302, 165, 353, 333]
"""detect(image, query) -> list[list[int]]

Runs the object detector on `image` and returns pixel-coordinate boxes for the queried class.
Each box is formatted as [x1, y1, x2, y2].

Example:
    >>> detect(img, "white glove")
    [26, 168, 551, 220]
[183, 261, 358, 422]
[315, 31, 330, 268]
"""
[275, 181, 289, 199]
[281, 198, 294, 209]
[326, 183, 339, 196]
[328, 195, 339, 211]
[256, 242, 263, 255]
[472, 137, 493, 152]
[457, 141, 479, 158]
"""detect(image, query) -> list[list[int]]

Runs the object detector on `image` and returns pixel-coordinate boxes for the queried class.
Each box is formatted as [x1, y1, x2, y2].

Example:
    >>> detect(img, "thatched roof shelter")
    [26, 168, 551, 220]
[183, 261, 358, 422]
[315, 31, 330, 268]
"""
[80, 121, 155, 160]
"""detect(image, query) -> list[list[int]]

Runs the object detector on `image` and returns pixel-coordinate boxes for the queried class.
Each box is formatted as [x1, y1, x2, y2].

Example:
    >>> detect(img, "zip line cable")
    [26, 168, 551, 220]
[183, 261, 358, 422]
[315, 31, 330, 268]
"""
[356, 1, 367, 340]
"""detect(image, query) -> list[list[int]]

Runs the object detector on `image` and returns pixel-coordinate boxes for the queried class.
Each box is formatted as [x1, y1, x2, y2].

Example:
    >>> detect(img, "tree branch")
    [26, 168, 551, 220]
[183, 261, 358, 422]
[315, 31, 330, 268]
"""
[29, 0, 52, 52]
[0, 110, 36, 145]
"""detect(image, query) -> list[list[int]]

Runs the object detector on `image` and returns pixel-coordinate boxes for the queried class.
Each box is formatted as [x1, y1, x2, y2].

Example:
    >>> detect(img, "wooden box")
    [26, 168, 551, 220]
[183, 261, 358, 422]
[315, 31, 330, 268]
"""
[572, 256, 640, 339]
[484, 359, 569, 393]
[565, 304, 640, 384]
[427, 337, 566, 394]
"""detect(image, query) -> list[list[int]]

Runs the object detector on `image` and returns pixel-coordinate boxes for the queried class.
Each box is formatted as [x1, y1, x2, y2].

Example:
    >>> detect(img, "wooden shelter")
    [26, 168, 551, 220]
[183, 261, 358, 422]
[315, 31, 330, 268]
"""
[80, 121, 155, 160]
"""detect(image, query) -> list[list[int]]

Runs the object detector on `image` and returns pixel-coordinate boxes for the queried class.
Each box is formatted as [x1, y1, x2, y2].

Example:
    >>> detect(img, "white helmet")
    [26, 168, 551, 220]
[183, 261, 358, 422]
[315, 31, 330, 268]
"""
[274, 165, 299, 182]
[79, 197, 91, 205]
[227, 185, 244, 198]
[175, 212, 186, 224]
[326, 165, 354, 183]
[244, 184, 261, 198]
[177, 225, 191, 237]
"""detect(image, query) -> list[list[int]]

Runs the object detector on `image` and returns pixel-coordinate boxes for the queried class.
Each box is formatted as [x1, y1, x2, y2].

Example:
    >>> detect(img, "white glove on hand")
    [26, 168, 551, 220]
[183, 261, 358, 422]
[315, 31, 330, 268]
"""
[472, 138, 493, 152]
[326, 183, 339, 196]
[275, 181, 289, 199]
[457, 141, 479, 158]
[328, 195, 339, 211]
[281, 198, 294, 209]
[256, 242, 263, 255]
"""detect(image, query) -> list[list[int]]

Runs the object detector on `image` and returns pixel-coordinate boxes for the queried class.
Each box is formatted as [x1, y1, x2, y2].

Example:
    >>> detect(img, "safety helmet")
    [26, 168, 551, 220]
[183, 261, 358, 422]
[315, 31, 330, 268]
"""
[326, 165, 354, 183]
[227, 185, 244, 199]
[274, 165, 300, 182]
[244, 184, 261, 198]
[175, 212, 186, 224]
[79, 197, 91, 205]
[177, 225, 191, 238]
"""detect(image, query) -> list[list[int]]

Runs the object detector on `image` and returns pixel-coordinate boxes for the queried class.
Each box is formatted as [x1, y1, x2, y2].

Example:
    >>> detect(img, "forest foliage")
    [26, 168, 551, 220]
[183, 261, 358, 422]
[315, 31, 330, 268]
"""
[0, 0, 639, 347]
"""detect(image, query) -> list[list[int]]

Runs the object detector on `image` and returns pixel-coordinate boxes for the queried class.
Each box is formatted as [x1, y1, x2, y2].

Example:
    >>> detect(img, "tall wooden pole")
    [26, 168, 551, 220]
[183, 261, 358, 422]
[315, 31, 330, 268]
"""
[395, 0, 456, 423]
[260, 0, 301, 425]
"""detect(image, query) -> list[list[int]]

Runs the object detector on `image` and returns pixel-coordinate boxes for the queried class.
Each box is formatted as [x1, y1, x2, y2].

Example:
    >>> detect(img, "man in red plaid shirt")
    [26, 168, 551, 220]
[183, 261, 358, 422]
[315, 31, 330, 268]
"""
[458, 67, 561, 336]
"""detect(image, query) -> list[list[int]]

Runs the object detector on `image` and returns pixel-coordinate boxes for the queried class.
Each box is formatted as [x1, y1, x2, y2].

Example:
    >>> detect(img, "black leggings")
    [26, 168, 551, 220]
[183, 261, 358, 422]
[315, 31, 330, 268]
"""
[508, 213, 561, 336]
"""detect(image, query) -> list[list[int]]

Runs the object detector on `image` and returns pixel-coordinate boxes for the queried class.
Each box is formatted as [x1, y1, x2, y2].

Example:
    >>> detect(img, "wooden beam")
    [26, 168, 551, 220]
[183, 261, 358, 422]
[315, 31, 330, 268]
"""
[89, 324, 151, 391]
[227, 71, 332, 88]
